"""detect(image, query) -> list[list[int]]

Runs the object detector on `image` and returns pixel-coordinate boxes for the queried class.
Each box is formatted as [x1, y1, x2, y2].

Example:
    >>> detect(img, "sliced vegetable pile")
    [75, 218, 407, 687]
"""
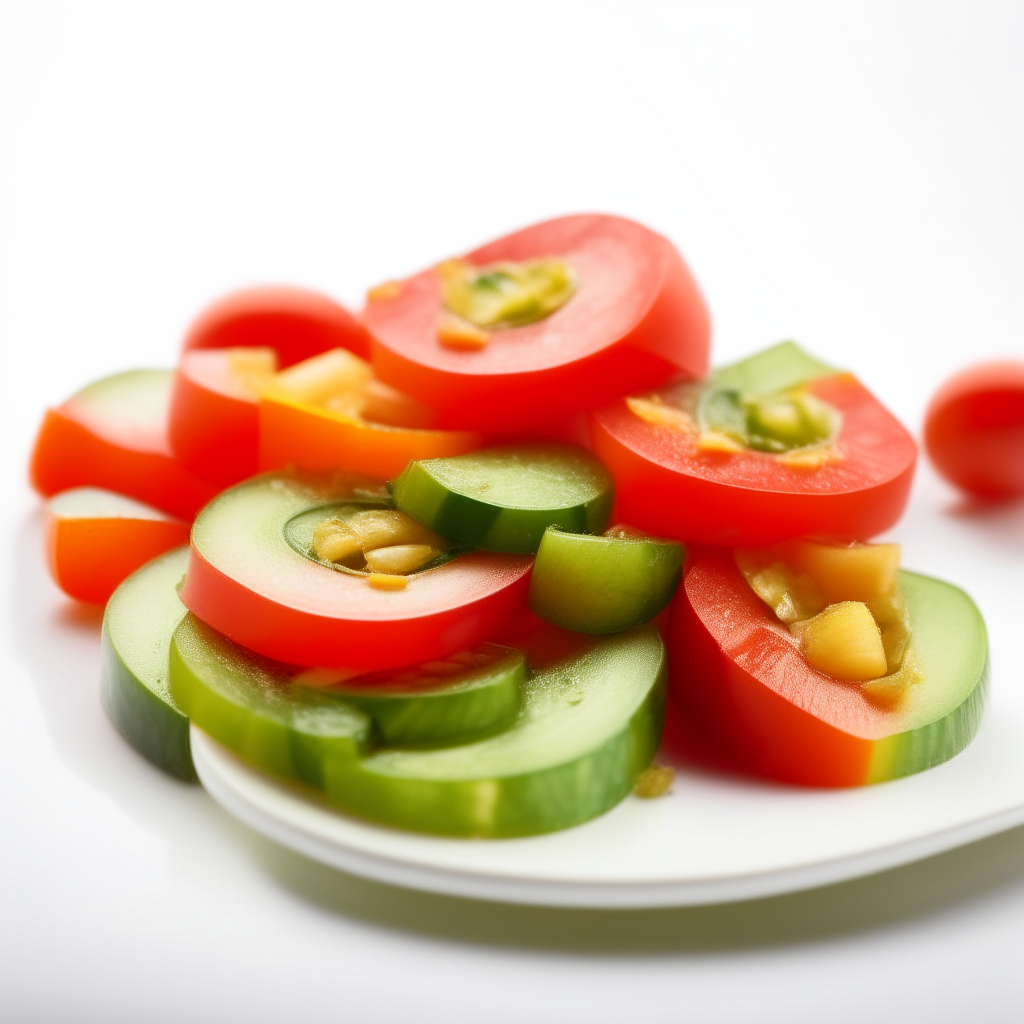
[31, 213, 990, 838]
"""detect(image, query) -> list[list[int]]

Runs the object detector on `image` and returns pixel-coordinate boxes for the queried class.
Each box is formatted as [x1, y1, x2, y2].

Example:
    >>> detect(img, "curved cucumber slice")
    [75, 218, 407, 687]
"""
[866, 570, 989, 782]
[172, 616, 666, 836]
[330, 646, 525, 746]
[529, 527, 684, 634]
[100, 547, 196, 781]
[170, 615, 372, 787]
[391, 443, 614, 553]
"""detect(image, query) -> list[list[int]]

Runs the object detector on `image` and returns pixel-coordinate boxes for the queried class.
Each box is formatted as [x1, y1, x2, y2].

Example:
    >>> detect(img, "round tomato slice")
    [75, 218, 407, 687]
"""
[924, 360, 1024, 499]
[178, 472, 533, 670]
[184, 286, 371, 366]
[591, 372, 917, 546]
[364, 214, 710, 431]
[669, 549, 987, 787]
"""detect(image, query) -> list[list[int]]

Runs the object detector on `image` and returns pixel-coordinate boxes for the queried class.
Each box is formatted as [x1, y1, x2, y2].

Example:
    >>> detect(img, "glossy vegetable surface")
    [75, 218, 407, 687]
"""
[924, 360, 1024, 499]
[183, 286, 371, 365]
[365, 214, 710, 431]
[528, 526, 683, 634]
[31, 370, 220, 520]
[391, 443, 614, 553]
[670, 549, 988, 787]
[46, 487, 190, 604]
[591, 345, 917, 545]
[179, 471, 533, 669]
[172, 616, 666, 837]
[101, 547, 196, 781]
[259, 389, 484, 480]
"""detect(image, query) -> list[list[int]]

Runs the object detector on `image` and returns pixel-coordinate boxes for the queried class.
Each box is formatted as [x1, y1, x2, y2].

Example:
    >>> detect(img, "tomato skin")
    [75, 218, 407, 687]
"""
[47, 516, 189, 604]
[924, 361, 1024, 499]
[258, 393, 486, 480]
[31, 400, 219, 521]
[180, 548, 534, 671]
[591, 373, 917, 546]
[183, 287, 371, 366]
[168, 350, 262, 487]
[365, 214, 710, 431]
[669, 549, 886, 787]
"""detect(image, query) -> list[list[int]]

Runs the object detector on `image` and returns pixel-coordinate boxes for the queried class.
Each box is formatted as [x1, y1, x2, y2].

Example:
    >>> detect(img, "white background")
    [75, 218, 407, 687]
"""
[3, 2, 1024, 1021]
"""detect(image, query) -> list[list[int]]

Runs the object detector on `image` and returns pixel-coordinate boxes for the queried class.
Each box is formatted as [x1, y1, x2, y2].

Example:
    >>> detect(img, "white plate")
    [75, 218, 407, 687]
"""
[189, 470, 1024, 908]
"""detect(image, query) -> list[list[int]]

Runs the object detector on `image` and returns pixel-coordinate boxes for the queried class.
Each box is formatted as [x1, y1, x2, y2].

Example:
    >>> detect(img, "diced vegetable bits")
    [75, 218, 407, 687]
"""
[231, 345, 437, 428]
[736, 540, 921, 703]
[311, 508, 449, 587]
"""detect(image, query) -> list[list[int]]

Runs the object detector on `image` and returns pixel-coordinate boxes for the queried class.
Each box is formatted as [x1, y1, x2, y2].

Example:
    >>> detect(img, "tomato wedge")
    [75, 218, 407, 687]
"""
[184, 286, 371, 366]
[669, 549, 987, 787]
[31, 370, 220, 520]
[46, 488, 190, 604]
[924, 360, 1024, 499]
[364, 214, 710, 431]
[591, 372, 916, 546]
[178, 472, 533, 669]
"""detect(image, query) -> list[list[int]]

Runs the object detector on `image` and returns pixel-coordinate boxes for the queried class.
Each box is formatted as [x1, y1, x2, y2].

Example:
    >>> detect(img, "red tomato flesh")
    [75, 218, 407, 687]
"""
[670, 549, 900, 787]
[31, 370, 220, 521]
[591, 373, 917, 546]
[168, 349, 265, 487]
[364, 214, 710, 431]
[924, 360, 1024, 499]
[183, 286, 371, 366]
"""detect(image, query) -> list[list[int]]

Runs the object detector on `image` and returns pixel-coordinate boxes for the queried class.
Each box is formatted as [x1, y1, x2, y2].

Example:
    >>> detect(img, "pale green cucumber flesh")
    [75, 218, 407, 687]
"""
[529, 527, 684, 634]
[334, 645, 525, 746]
[100, 546, 196, 781]
[329, 626, 666, 836]
[170, 615, 373, 788]
[866, 570, 988, 782]
[171, 612, 665, 837]
[391, 443, 614, 553]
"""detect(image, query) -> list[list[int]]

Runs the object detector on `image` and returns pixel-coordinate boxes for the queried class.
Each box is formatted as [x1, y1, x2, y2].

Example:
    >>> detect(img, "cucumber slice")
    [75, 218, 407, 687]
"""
[170, 615, 372, 787]
[865, 570, 989, 783]
[171, 615, 524, 757]
[709, 341, 838, 397]
[100, 547, 196, 781]
[390, 443, 614, 553]
[529, 526, 684, 634]
[171, 614, 666, 837]
[330, 646, 525, 746]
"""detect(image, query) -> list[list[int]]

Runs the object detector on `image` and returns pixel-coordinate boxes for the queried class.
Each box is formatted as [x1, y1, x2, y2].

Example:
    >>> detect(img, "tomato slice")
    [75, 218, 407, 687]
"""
[168, 348, 269, 486]
[591, 373, 916, 545]
[31, 370, 220, 520]
[183, 286, 371, 366]
[669, 549, 987, 787]
[924, 360, 1024, 499]
[178, 472, 533, 669]
[45, 488, 190, 604]
[364, 214, 710, 431]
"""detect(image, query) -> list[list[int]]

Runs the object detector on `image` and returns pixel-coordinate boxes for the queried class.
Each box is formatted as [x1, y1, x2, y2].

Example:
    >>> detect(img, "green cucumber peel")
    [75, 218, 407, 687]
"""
[100, 546, 196, 781]
[866, 570, 988, 782]
[171, 613, 666, 837]
[529, 526, 684, 634]
[390, 443, 614, 554]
